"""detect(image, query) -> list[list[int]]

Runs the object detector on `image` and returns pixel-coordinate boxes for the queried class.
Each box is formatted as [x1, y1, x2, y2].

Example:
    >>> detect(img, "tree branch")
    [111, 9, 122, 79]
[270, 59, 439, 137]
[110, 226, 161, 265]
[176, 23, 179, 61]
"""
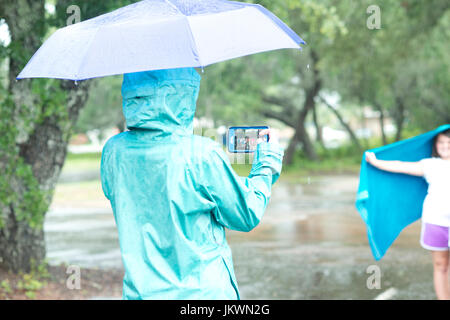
[261, 94, 297, 112]
[260, 109, 296, 128]
[261, 94, 298, 128]
[318, 95, 362, 150]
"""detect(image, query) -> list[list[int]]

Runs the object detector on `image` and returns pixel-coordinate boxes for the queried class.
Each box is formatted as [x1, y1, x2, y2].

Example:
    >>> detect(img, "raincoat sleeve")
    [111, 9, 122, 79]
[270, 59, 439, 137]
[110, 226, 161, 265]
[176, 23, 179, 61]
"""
[100, 141, 113, 201]
[200, 141, 284, 232]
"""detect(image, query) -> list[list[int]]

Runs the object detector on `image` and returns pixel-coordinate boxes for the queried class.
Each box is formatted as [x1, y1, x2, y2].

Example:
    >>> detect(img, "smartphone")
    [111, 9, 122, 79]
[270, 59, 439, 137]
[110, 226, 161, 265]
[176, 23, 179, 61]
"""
[228, 126, 269, 153]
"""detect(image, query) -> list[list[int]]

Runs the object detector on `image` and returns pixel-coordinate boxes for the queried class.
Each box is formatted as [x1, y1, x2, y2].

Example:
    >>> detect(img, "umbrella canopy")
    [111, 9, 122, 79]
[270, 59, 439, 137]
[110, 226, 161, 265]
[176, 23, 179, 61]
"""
[17, 0, 305, 81]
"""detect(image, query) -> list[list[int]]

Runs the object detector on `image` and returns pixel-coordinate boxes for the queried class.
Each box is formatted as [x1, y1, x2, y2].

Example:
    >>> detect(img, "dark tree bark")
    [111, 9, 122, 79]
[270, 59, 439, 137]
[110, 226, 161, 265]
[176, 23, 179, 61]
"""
[283, 89, 320, 164]
[373, 101, 388, 145]
[0, 0, 47, 273]
[393, 96, 406, 142]
[283, 50, 321, 165]
[0, 1, 92, 273]
[311, 105, 324, 148]
[261, 96, 297, 128]
[261, 80, 321, 165]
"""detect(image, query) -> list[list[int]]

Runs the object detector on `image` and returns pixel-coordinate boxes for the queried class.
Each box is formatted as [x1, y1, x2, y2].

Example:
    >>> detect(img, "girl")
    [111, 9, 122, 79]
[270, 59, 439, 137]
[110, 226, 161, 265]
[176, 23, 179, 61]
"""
[366, 129, 450, 300]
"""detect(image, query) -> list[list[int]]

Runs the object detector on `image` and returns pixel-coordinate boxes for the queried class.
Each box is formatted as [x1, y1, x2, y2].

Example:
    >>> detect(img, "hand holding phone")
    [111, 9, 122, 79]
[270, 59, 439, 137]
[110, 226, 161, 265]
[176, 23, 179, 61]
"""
[228, 126, 269, 153]
[257, 128, 279, 145]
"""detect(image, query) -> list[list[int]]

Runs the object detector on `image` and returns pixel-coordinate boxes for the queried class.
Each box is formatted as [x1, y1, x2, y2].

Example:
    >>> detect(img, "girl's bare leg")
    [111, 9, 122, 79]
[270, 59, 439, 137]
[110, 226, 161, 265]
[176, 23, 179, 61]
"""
[432, 250, 450, 300]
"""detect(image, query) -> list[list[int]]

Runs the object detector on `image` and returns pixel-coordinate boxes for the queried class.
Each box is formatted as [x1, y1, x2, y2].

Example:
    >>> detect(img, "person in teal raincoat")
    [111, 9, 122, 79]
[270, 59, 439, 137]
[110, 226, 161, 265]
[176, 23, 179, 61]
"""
[100, 67, 284, 300]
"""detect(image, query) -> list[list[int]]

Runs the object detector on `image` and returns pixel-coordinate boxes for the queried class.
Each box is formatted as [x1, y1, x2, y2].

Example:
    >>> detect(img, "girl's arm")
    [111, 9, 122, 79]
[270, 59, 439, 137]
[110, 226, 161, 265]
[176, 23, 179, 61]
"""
[365, 152, 424, 177]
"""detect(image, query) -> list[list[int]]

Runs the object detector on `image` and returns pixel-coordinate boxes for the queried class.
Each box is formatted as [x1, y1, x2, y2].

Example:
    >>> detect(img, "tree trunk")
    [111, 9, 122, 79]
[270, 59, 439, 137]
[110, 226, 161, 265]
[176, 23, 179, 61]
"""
[0, 0, 46, 273]
[261, 95, 297, 128]
[373, 101, 387, 145]
[0, 205, 46, 273]
[284, 112, 318, 165]
[0, 80, 91, 273]
[284, 93, 320, 164]
[284, 50, 321, 165]
[319, 96, 362, 151]
[0, 1, 92, 273]
[393, 96, 406, 142]
[312, 105, 325, 148]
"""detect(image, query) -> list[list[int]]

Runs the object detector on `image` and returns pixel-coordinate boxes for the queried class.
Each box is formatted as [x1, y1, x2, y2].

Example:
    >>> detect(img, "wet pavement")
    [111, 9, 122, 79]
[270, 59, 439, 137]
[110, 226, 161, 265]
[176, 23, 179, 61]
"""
[45, 174, 437, 300]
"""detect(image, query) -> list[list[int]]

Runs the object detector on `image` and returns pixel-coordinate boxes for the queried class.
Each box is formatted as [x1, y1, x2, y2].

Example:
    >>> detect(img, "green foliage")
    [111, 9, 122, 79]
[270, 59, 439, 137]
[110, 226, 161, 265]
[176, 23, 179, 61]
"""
[0, 279, 12, 294]
[197, 0, 350, 134]
[17, 274, 44, 292]
[324, 0, 450, 131]
[50, 0, 138, 28]
[31, 78, 69, 125]
[0, 258, 50, 299]
[284, 125, 429, 177]
[46, 1, 137, 135]
[16, 259, 50, 299]
[0, 0, 447, 243]
[197, 57, 271, 126]
[0, 156, 50, 230]
[286, 0, 348, 41]
[15, 161, 50, 230]
[0, 95, 19, 229]
[0, 0, 138, 233]
[73, 76, 124, 135]
[0, 92, 50, 230]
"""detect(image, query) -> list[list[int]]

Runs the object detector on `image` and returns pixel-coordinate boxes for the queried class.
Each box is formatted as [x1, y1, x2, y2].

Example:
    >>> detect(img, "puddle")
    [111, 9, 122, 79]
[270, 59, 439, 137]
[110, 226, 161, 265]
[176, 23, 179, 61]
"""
[45, 174, 436, 299]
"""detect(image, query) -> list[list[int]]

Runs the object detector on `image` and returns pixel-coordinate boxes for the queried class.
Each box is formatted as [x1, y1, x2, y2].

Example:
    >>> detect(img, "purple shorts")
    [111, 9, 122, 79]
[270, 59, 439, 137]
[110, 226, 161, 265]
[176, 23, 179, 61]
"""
[420, 222, 450, 251]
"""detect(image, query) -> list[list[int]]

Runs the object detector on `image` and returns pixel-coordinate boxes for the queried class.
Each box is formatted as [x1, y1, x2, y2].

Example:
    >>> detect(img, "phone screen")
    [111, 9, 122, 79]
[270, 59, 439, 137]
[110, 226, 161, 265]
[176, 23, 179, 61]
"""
[228, 126, 269, 153]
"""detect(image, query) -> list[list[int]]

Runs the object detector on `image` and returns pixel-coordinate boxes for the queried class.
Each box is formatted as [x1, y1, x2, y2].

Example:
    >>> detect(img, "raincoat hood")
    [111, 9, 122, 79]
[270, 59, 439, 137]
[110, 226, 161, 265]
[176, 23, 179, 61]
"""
[121, 67, 201, 134]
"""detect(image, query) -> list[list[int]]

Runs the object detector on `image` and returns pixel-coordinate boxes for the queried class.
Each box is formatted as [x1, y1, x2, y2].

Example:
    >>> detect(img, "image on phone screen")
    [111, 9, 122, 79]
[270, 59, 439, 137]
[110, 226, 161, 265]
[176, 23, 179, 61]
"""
[228, 126, 269, 153]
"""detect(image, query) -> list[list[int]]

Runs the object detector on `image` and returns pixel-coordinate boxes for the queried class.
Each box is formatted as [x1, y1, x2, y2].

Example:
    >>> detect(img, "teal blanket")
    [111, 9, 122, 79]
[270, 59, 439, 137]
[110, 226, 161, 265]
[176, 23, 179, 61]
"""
[356, 124, 450, 260]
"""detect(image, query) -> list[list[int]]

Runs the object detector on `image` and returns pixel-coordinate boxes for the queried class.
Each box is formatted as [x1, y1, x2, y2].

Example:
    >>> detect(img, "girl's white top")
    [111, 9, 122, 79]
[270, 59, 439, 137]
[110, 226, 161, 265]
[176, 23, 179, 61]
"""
[420, 157, 450, 226]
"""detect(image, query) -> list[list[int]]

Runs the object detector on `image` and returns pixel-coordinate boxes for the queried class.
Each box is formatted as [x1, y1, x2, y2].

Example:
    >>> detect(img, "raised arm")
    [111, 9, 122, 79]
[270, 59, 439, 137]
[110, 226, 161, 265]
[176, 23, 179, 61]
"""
[365, 152, 424, 176]
[199, 130, 284, 232]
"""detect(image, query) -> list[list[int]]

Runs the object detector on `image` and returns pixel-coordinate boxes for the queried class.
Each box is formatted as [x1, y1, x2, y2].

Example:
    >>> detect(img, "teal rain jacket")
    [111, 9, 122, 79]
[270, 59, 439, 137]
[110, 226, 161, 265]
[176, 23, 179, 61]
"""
[100, 68, 284, 300]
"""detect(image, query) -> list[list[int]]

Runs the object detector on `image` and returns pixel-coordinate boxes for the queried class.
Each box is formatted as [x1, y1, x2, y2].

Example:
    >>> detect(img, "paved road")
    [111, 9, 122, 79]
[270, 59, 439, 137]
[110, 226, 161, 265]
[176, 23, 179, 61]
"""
[45, 174, 436, 299]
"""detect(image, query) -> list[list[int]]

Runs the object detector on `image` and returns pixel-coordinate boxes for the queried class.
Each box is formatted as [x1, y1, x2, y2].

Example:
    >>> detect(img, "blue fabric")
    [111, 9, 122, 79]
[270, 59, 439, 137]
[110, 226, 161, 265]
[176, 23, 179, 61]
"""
[100, 67, 284, 299]
[356, 124, 450, 260]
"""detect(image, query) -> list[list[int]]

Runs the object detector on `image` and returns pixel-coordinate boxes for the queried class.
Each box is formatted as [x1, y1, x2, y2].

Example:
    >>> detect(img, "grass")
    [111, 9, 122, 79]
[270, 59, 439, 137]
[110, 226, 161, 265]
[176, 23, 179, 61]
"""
[62, 145, 362, 187]
[65, 133, 409, 179]
[0, 262, 124, 300]
[0, 259, 51, 300]
[52, 180, 108, 208]
[63, 152, 102, 172]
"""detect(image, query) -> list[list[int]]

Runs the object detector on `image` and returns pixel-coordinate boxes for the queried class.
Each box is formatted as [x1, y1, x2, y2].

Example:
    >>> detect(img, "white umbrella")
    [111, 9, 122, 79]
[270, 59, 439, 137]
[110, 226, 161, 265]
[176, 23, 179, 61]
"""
[17, 0, 305, 81]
